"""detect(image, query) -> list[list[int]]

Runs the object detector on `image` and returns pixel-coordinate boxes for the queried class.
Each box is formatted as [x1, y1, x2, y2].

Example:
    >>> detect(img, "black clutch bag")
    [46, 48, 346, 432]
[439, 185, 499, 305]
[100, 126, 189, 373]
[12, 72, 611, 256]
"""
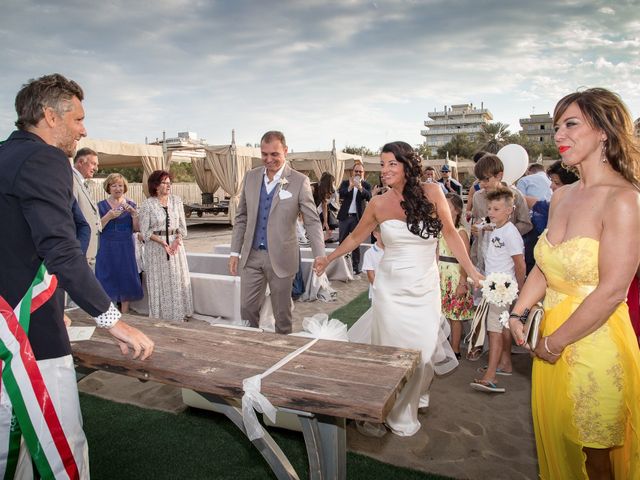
[523, 304, 544, 350]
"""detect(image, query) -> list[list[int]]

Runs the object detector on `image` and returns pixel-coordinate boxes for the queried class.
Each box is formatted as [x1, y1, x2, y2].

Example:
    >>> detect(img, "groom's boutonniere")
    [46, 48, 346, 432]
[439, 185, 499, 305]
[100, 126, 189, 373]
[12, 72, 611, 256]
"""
[278, 176, 292, 199]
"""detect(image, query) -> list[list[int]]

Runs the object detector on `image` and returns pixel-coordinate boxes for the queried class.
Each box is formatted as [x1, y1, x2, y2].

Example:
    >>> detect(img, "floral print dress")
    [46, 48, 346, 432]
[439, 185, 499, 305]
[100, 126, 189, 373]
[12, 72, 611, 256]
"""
[138, 194, 193, 322]
[438, 226, 474, 321]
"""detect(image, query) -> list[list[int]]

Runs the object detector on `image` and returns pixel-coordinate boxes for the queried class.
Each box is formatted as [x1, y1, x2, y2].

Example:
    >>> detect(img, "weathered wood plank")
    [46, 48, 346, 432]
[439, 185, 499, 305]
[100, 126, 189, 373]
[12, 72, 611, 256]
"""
[68, 311, 420, 422]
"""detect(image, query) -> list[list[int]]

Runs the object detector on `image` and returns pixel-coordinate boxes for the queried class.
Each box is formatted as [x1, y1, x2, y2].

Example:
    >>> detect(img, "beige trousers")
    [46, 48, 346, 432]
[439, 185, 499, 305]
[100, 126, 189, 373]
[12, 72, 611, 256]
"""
[241, 249, 295, 334]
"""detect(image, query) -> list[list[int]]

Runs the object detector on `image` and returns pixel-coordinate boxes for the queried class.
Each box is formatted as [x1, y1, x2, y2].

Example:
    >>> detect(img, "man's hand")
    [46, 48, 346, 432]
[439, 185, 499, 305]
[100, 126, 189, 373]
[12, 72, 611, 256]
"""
[313, 256, 329, 276]
[229, 256, 239, 276]
[108, 320, 155, 360]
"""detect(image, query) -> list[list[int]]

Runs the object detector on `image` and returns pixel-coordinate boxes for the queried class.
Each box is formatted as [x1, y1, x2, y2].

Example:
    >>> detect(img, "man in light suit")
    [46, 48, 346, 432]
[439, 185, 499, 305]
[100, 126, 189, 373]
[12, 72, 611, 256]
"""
[229, 131, 324, 334]
[72, 147, 101, 269]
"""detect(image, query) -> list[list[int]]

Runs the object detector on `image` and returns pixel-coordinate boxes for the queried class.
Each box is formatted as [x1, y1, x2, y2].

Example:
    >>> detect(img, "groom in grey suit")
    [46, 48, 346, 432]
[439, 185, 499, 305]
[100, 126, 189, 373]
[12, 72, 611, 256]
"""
[72, 147, 101, 269]
[229, 131, 324, 333]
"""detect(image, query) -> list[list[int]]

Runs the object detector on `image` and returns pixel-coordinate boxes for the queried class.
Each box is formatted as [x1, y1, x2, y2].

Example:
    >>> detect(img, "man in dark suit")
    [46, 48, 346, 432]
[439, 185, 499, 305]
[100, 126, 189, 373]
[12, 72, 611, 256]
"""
[337, 161, 372, 274]
[229, 131, 324, 333]
[438, 164, 463, 195]
[0, 73, 154, 477]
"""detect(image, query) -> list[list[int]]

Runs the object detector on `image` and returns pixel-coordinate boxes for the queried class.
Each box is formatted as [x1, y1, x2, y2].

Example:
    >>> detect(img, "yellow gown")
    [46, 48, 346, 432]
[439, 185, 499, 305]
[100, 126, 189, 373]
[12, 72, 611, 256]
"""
[534, 230, 640, 479]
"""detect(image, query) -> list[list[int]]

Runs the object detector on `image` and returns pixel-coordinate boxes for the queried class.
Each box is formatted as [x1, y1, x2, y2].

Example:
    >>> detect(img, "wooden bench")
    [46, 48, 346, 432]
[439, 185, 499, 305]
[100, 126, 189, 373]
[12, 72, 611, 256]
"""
[68, 311, 420, 480]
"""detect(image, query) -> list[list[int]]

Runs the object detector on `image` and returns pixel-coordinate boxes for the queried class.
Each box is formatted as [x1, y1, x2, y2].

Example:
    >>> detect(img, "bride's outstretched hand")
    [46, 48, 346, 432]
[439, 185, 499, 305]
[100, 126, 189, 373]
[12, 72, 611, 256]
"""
[313, 256, 329, 276]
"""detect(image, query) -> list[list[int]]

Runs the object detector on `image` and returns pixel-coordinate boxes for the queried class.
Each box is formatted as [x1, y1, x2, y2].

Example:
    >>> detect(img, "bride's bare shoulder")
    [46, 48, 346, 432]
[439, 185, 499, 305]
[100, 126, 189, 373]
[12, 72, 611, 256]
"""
[421, 181, 445, 202]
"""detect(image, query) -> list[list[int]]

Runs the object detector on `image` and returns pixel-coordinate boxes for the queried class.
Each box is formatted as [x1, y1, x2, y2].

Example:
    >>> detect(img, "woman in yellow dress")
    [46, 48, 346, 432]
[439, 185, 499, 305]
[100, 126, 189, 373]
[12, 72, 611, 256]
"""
[509, 88, 640, 479]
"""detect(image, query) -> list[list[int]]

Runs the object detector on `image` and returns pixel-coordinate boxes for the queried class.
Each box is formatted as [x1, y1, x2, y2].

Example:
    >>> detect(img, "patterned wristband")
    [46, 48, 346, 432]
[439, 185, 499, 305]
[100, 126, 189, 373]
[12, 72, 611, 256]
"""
[94, 303, 121, 328]
[509, 309, 529, 325]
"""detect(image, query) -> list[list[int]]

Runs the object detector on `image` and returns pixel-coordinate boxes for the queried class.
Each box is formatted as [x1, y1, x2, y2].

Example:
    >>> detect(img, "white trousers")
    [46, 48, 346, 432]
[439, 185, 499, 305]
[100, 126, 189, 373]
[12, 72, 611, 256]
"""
[1, 355, 89, 480]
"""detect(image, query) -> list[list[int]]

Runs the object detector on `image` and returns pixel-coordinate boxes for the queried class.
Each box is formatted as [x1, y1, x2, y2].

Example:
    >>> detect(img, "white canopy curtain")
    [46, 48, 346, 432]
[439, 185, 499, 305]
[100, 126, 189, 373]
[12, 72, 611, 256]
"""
[311, 139, 345, 188]
[204, 141, 258, 224]
[191, 157, 220, 196]
[141, 150, 172, 196]
[285, 149, 361, 182]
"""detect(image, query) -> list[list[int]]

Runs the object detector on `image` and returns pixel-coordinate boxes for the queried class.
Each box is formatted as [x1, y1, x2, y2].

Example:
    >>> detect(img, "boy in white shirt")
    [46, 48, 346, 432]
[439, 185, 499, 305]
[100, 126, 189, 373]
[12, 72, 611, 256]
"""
[471, 187, 525, 393]
[361, 227, 385, 299]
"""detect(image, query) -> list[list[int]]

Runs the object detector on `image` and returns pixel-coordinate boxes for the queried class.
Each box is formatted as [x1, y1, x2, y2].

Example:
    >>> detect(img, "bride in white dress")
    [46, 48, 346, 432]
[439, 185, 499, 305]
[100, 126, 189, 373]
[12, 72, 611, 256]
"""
[315, 141, 482, 436]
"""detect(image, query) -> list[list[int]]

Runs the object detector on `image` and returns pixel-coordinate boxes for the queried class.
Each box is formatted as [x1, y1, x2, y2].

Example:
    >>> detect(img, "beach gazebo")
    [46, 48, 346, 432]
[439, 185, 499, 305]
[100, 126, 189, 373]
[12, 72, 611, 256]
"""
[76, 138, 166, 196]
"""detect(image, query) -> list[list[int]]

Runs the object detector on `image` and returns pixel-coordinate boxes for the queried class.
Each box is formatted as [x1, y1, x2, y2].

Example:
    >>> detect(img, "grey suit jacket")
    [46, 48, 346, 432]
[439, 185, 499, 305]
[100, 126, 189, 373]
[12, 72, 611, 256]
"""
[231, 164, 324, 278]
[72, 169, 101, 263]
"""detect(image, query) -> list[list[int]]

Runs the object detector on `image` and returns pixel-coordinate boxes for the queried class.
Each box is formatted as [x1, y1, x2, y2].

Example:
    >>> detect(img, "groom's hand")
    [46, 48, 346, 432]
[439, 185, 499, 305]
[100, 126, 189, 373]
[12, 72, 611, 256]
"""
[228, 256, 239, 276]
[313, 256, 329, 276]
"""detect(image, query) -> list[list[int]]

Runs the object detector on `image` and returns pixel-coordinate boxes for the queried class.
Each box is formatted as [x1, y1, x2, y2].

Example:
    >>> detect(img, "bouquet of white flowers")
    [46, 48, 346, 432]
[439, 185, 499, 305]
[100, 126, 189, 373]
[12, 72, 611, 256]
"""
[481, 272, 518, 308]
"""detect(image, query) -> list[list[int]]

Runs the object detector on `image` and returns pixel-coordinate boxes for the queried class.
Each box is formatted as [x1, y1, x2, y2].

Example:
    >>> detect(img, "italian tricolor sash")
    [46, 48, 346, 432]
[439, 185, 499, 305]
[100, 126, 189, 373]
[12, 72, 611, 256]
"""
[0, 264, 80, 480]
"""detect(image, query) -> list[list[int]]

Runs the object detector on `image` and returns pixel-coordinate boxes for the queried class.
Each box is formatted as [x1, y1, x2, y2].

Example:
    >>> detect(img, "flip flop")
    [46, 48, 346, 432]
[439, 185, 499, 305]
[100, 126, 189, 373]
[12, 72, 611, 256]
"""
[470, 379, 505, 393]
[477, 366, 512, 376]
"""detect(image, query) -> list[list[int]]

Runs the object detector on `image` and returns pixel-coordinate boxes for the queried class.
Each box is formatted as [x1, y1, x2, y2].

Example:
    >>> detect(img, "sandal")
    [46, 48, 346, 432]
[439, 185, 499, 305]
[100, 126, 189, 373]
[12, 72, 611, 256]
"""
[470, 379, 505, 393]
[477, 366, 512, 376]
[466, 347, 482, 362]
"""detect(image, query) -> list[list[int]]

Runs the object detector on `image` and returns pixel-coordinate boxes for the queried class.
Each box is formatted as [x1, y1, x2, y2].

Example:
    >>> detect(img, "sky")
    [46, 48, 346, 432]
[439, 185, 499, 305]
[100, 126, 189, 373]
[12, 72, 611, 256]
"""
[1, 0, 639, 153]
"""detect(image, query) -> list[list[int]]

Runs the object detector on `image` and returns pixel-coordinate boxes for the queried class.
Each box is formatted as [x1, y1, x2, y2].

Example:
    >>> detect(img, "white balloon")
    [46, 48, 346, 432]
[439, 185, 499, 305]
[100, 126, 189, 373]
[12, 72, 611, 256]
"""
[497, 144, 529, 185]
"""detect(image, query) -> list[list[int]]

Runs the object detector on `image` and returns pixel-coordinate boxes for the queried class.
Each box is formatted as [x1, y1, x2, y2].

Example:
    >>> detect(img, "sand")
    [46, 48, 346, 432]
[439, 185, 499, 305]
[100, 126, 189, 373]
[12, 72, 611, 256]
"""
[78, 222, 538, 479]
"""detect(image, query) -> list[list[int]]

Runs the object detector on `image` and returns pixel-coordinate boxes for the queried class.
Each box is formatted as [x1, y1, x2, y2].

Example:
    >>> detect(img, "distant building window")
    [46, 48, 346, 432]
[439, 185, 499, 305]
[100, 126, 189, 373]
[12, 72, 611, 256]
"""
[540, 125, 545, 130]
[539, 137, 544, 142]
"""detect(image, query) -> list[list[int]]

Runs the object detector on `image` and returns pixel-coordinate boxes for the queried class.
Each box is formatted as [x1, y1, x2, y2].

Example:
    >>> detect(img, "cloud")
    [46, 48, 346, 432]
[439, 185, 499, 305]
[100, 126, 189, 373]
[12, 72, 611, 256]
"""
[0, 0, 638, 150]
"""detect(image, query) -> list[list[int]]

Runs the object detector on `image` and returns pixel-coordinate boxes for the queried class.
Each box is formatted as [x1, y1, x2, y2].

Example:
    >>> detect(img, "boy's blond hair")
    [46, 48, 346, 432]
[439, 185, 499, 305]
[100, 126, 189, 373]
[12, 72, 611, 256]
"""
[485, 185, 514, 206]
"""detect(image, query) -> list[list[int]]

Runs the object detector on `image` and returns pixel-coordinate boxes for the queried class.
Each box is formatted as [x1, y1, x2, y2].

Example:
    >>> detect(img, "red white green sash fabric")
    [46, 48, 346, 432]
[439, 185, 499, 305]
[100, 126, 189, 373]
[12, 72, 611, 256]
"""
[0, 264, 80, 480]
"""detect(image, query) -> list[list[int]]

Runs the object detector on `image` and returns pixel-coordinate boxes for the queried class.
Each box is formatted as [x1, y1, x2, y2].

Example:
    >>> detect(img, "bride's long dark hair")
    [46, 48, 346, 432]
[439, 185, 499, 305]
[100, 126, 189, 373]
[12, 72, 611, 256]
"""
[381, 141, 442, 238]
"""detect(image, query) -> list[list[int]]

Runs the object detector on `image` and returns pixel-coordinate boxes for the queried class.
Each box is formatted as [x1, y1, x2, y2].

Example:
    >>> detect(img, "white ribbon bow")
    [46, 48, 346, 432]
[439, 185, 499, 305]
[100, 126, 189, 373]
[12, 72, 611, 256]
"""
[241, 337, 319, 440]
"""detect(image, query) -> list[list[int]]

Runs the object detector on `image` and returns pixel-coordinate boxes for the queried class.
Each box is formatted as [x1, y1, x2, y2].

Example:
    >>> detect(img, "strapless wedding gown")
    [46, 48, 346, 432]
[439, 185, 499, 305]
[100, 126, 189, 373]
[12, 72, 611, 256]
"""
[372, 220, 442, 436]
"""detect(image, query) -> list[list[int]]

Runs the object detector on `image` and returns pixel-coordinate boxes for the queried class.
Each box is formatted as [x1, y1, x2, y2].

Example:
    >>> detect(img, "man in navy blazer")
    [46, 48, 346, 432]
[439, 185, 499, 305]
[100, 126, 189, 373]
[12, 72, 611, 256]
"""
[336, 161, 371, 274]
[0, 73, 153, 477]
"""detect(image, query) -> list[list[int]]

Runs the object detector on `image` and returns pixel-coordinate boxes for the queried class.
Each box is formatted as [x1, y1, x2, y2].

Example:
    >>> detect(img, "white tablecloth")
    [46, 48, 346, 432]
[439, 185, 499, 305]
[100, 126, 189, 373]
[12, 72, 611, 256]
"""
[213, 245, 354, 282]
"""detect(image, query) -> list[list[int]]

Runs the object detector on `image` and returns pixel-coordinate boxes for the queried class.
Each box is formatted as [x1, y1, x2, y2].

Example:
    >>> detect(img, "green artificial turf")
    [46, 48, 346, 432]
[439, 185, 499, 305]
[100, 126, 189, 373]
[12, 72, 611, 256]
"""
[80, 393, 453, 480]
[329, 290, 371, 329]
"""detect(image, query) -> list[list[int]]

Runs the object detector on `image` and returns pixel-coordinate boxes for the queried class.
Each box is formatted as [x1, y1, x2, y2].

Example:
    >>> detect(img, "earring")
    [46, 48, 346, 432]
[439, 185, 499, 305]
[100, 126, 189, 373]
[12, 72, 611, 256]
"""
[601, 142, 607, 163]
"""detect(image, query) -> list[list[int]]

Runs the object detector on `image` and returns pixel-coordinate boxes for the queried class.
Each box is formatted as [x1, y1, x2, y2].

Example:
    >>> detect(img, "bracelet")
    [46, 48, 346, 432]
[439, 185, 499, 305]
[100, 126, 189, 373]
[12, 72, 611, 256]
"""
[509, 310, 528, 324]
[544, 337, 561, 356]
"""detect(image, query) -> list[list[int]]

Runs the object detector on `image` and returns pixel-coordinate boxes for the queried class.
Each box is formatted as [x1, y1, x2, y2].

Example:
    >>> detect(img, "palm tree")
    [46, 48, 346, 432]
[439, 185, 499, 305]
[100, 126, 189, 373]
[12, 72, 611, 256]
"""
[478, 122, 511, 153]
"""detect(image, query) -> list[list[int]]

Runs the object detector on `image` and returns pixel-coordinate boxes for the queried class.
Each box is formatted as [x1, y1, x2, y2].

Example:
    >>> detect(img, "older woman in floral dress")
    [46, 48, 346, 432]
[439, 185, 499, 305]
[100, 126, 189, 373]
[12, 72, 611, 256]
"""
[138, 170, 193, 322]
